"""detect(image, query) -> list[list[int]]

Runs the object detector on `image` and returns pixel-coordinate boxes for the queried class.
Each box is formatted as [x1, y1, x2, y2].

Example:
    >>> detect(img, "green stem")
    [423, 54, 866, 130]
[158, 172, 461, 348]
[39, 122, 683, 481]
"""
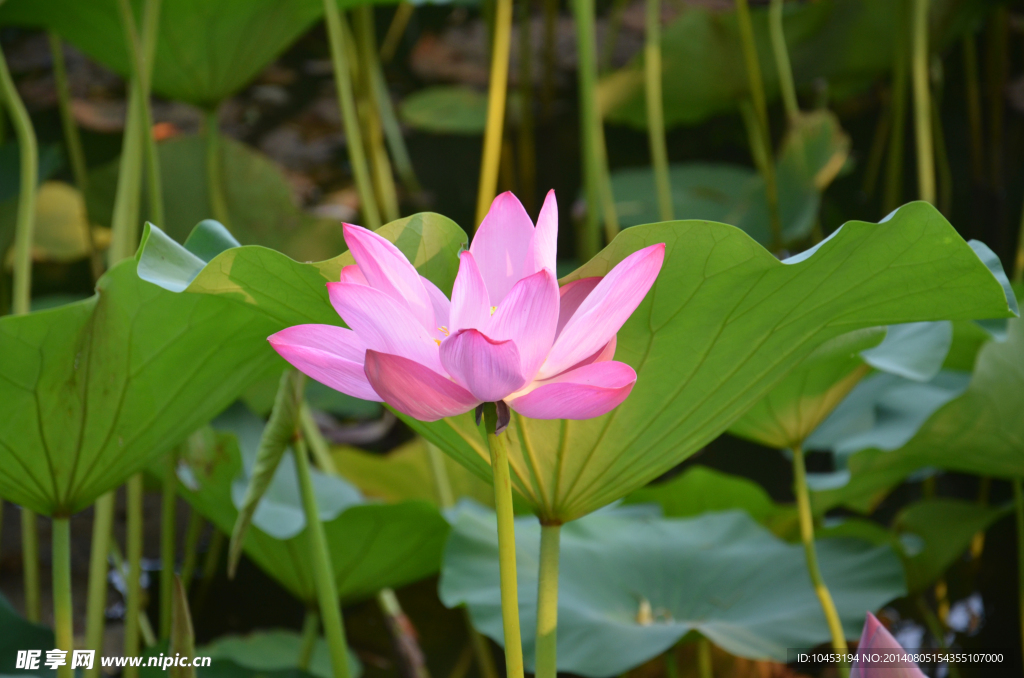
[84, 492, 115, 678]
[910, 0, 934, 204]
[294, 438, 353, 678]
[323, 0, 381, 229]
[573, 0, 619, 255]
[931, 94, 951, 216]
[370, 53, 422, 196]
[883, 7, 908, 215]
[52, 518, 74, 678]
[962, 35, 984, 184]
[738, 100, 781, 250]
[139, 0, 164, 227]
[21, 509, 40, 622]
[467, 614, 499, 678]
[663, 650, 678, 678]
[178, 510, 204, 594]
[204, 108, 230, 227]
[194, 528, 224, 612]
[734, 0, 780, 250]
[377, 588, 431, 678]
[297, 608, 320, 670]
[474, 0, 513, 227]
[768, 0, 798, 123]
[517, 0, 536, 214]
[125, 474, 144, 678]
[644, 0, 672, 221]
[300, 404, 337, 474]
[861, 96, 890, 199]
[793, 444, 849, 677]
[0, 39, 39, 316]
[697, 639, 713, 678]
[916, 596, 960, 678]
[482, 404, 525, 678]
[534, 524, 561, 678]
[426, 442, 455, 509]
[160, 454, 177, 639]
[356, 7, 400, 223]
[1014, 479, 1023, 670]
[379, 2, 414, 64]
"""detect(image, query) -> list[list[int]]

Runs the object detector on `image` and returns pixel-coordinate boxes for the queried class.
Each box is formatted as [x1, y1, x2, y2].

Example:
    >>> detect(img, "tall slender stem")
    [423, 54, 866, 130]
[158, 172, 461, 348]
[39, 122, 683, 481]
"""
[768, 0, 798, 123]
[534, 524, 561, 678]
[517, 0, 536, 214]
[204, 109, 230, 227]
[884, 4, 908, 215]
[734, 0, 780, 250]
[84, 492, 115, 678]
[861, 97, 890, 199]
[193, 528, 224, 612]
[474, 0, 513, 227]
[294, 439, 353, 678]
[962, 35, 984, 184]
[916, 596, 960, 678]
[644, 0, 672, 221]
[1014, 479, 1023, 669]
[370, 55, 422, 196]
[482, 404, 525, 678]
[124, 474, 144, 678]
[910, 0, 934, 204]
[160, 453, 177, 639]
[426, 443, 455, 509]
[297, 608, 320, 670]
[600, 0, 630, 74]
[573, 0, 619, 256]
[697, 638, 713, 678]
[379, 2, 414, 64]
[21, 509, 40, 622]
[738, 101, 780, 249]
[931, 95, 951, 216]
[178, 510, 204, 594]
[793, 444, 848, 677]
[323, 0, 381, 229]
[52, 518, 74, 678]
[139, 0, 164, 227]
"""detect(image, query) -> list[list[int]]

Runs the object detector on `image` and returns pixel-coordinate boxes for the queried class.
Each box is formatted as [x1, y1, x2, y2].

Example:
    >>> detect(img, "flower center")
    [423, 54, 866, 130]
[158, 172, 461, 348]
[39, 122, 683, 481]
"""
[434, 326, 450, 346]
[490, 306, 497, 316]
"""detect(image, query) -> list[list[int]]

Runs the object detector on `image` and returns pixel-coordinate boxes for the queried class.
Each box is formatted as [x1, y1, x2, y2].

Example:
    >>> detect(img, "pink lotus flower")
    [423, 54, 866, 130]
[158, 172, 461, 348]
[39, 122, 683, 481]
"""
[850, 612, 927, 678]
[268, 191, 664, 424]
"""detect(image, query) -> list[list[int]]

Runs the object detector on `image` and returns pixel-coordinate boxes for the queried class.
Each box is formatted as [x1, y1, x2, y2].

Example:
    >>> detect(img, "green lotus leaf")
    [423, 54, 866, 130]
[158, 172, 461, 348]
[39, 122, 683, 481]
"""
[812, 314, 1024, 513]
[404, 202, 1014, 522]
[600, 0, 991, 129]
[399, 86, 490, 136]
[200, 629, 347, 678]
[177, 421, 449, 605]
[0, 593, 54, 675]
[439, 503, 906, 677]
[610, 110, 849, 247]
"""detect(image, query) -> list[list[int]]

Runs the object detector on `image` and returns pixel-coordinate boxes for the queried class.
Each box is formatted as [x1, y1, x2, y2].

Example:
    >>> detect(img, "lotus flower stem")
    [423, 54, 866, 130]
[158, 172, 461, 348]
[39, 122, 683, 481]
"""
[884, 9, 909, 215]
[160, 453, 177, 639]
[323, 0, 382, 229]
[962, 35, 984, 184]
[1014, 479, 1024, 668]
[768, 0, 798, 124]
[517, 0, 536, 215]
[572, 0, 619, 255]
[910, 0, 934, 204]
[297, 608, 320, 670]
[21, 509, 40, 622]
[294, 437, 354, 678]
[84, 492, 115, 678]
[474, 0, 513, 227]
[534, 523, 561, 678]
[792, 443, 849, 677]
[178, 509, 205, 594]
[48, 31, 103, 281]
[733, 0, 780, 251]
[697, 639, 713, 678]
[52, 517, 74, 678]
[380, 2, 414, 64]
[2, 38, 41, 615]
[204, 109, 230, 227]
[644, 0, 672, 222]
[482, 403, 525, 678]
[124, 473, 145, 678]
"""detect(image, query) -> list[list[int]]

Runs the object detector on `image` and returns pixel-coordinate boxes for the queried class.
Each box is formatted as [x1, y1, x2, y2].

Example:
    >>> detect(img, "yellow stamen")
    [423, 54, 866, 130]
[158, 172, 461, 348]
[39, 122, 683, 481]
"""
[490, 306, 497, 316]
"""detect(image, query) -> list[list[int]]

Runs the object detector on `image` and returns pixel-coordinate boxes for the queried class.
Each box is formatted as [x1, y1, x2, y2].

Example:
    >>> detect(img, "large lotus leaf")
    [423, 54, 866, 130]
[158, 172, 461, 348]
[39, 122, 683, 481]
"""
[0, 0, 324, 108]
[812, 315, 1024, 513]
[0, 593, 54, 675]
[177, 423, 449, 604]
[403, 202, 1014, 522]
[600, 0, 991, 129]
[611, 111, 848, 246]
[200, 629, 347, 678]
[440, 504, 906, 677]
[0, 214, 462, 516]
[86, 135, 348, 263]
[892, 499, 1010, 594]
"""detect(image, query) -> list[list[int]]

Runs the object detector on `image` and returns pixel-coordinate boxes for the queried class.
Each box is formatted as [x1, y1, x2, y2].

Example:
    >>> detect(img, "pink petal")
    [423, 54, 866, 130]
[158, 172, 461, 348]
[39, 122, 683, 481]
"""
[470, 192, 535, 305]
[450, 251, 492, 333]
[439, 329, 527, 402]
[556, 277, 601, 338]
[486, 268, 559, 379]
[540, 244, 665, 379]
[851, 613, 927, 678]
[343, 223, 435, 332]
[338, 264, 368, 285]
[268, 325, 381, 402]
[420, 275, 451, 337]
[327, 282, 442, 373]
[508, 361, 636, 420]
[364, 350, 479, 421]
[527, 189, 558, 275]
